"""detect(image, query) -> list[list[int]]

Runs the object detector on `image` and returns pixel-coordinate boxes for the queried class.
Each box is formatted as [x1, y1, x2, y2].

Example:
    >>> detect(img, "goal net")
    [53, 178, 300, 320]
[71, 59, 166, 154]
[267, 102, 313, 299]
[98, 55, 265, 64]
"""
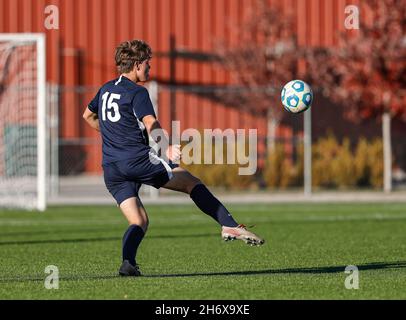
[0, 34, 46, 211]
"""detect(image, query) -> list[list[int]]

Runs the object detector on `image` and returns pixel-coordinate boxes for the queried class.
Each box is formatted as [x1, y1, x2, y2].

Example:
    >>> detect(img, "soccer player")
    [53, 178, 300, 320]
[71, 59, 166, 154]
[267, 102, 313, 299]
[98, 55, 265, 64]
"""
[83, 40, 264, 276]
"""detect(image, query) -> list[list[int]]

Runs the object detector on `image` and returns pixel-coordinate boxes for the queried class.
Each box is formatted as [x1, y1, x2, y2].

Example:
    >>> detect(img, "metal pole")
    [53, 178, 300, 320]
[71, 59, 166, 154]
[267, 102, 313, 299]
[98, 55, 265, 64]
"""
[147, 81, 159, 199]
[382, 111, 392, 193]
[169, 35, 176, 131]
[304, 108, 312, 196]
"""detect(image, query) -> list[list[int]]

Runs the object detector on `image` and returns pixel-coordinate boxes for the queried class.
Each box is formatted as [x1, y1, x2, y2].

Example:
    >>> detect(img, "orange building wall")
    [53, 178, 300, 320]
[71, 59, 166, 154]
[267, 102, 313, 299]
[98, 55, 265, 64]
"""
[0, 0, 361, 173]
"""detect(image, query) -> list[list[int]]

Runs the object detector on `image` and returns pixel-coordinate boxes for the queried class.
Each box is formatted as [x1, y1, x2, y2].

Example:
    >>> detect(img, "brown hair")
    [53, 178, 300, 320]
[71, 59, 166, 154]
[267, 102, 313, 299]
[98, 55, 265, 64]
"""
[115, 40, 152, 73]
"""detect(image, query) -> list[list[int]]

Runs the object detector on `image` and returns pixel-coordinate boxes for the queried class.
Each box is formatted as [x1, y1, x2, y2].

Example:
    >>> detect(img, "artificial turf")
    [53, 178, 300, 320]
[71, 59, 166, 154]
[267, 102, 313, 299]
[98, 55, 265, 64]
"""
[0, 203, 405, 299]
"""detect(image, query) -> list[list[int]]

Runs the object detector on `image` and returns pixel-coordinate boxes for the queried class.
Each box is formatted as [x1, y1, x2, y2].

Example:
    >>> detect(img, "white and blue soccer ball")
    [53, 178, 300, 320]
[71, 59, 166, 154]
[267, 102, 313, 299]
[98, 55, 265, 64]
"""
[281, 80, 313, 114]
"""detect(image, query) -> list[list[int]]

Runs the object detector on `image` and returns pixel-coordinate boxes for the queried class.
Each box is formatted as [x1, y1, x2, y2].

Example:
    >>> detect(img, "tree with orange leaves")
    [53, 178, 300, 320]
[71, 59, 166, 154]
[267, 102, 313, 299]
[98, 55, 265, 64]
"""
[305, 0, 406, 192]
[216, 0, 301, 151]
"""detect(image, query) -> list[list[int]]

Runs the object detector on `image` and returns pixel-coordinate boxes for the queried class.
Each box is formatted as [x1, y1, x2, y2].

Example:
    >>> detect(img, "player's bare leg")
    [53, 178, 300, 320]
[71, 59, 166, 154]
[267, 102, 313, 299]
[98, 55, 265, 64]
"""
[161, 166, 201, 194]
[120, 197, 149, 232]
[118, 197, 148, 276]
[162, 167, 264, 246]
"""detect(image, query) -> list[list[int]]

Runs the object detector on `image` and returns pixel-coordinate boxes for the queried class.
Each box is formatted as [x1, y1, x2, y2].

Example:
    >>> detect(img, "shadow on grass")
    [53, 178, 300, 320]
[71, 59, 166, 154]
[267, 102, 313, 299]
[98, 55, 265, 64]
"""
[0, 233, 219, 246]
[0, 223, 210, 239]
[1, 261, 405, 283]
[0, 227, 124, 237]
[146, 261, 406, 278]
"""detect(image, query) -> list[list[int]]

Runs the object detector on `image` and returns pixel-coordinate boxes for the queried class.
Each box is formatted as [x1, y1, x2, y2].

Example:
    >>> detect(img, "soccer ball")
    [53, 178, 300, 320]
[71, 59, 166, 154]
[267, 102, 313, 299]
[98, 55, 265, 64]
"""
[281, 80, 313, 113]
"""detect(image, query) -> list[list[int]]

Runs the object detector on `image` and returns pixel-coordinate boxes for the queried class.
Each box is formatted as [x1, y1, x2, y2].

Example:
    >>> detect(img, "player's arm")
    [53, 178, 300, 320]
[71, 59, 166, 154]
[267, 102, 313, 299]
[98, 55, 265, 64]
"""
[142, 115, 164, 139]
[142, 115, 181, 162]
[82, 107, 100, 132]
[84, 89, 101, 131]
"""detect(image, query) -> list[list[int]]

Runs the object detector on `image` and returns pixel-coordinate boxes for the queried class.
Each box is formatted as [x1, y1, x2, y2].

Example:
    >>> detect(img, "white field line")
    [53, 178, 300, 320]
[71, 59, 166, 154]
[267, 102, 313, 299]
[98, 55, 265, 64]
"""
[1, 213, 406, 226]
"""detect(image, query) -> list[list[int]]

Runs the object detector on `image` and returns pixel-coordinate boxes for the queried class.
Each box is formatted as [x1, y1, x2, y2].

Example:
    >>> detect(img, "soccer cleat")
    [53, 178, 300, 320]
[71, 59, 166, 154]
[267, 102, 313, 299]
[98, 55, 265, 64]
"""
[221, 224, 265, 246]
[118, 260, 142, 277]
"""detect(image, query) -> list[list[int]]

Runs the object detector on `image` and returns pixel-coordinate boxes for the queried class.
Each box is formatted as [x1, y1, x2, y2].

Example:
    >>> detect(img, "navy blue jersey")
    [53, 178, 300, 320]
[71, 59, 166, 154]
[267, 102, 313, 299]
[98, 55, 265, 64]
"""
[88, 75, 156, 165]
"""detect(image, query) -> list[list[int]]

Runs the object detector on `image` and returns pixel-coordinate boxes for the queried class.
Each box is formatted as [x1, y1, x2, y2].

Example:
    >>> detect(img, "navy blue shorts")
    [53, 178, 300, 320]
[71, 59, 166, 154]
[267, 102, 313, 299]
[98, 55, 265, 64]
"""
[103, 151, 178, 205]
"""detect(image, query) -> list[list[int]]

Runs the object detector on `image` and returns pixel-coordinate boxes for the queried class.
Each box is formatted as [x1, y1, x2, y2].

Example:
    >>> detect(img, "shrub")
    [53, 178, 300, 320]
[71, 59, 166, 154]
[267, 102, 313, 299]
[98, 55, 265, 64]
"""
[354, 138, 372, 186]
[368, 139, 384, 188]
[331, 138, 358, 188]
[182, 131, 385, 190]
[181, 134, 256, 189]
[312, 135, 384, 189]
[263, 143, 299, 189]
[312, 134, 340, 188]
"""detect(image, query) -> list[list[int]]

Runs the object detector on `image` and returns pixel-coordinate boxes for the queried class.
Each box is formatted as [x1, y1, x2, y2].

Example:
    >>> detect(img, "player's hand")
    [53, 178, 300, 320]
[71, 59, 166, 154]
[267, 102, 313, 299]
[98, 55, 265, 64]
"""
[166, 144, 182, 162]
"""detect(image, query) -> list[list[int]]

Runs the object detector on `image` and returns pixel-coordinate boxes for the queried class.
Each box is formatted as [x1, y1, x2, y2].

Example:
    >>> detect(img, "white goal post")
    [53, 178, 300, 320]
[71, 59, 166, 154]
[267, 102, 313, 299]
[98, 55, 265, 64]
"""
[0, 33, 46, 211]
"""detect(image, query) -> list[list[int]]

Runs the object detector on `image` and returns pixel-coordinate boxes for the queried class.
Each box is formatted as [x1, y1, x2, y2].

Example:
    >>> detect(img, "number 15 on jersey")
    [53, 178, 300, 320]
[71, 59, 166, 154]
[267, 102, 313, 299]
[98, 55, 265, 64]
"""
[101, 91, 121, 122]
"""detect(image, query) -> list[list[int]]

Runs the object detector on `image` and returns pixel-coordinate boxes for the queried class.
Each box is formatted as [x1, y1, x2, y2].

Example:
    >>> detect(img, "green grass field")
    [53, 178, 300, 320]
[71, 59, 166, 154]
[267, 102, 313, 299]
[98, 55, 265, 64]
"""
[0, 203, 405, 299]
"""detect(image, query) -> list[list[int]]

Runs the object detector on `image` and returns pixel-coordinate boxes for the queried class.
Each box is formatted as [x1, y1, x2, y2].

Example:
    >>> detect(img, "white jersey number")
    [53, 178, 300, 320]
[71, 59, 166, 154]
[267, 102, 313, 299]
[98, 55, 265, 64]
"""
[101, 92, 121, 122]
